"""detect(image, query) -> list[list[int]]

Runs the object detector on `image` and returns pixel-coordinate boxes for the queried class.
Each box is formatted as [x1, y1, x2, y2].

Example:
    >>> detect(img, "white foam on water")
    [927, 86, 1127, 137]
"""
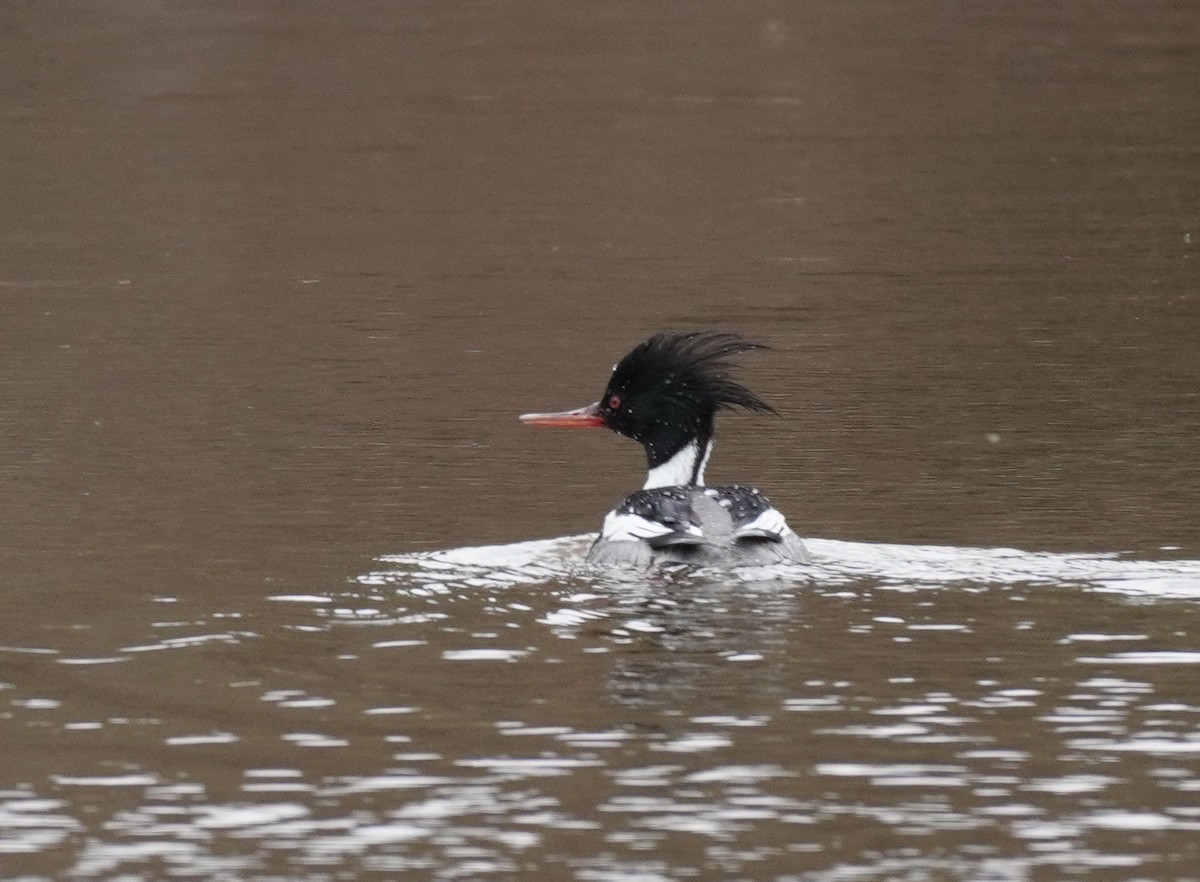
[366, 534, 1200, 601]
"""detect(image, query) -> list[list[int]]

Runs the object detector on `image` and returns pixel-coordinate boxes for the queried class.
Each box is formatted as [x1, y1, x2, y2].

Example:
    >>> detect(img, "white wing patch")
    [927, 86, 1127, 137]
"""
[733, 507, 792, 541]
[600, 511, 702, 544]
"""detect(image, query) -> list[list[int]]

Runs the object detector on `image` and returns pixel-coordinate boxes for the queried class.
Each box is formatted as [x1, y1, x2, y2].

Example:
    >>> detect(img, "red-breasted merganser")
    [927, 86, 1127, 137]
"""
[520, 331, 811, 567]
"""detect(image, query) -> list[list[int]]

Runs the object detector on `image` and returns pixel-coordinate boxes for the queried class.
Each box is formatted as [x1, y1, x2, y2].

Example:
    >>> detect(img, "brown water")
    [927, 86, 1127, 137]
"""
[3, 1, 1200, 879]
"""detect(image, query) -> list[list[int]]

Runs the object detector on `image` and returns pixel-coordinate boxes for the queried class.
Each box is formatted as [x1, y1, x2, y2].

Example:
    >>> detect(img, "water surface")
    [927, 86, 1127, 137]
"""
[2, 1, 1199, 879]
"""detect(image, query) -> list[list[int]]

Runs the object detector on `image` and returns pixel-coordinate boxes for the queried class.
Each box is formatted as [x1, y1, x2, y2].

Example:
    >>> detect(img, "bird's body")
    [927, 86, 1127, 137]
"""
[520, 331, 810, 568]
[588, 484, 810, 567]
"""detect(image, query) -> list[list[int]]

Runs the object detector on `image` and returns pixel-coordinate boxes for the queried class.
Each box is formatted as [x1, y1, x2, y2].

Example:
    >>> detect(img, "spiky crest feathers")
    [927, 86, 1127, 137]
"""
[603, 331, 777, 419]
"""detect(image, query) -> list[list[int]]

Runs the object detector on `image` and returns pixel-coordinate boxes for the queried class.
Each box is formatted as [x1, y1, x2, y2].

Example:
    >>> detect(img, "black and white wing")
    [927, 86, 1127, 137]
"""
[597, 488, 704, 549]
[709, 485, 810, 563]
[587, 485, 810, 567]
[704, 486, 788, 540]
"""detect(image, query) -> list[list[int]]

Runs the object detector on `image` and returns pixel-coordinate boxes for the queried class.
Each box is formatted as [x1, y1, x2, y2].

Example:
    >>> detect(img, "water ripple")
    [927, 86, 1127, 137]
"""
[366, 534, 1200, 600]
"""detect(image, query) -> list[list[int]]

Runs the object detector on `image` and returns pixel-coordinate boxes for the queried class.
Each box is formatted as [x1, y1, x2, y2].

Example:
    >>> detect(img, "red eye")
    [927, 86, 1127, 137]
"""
[608, 394, 622, 410]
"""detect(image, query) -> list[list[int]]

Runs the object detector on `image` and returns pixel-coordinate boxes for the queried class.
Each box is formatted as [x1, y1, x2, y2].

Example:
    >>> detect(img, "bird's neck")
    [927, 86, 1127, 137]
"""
[643, 437, 713, 489]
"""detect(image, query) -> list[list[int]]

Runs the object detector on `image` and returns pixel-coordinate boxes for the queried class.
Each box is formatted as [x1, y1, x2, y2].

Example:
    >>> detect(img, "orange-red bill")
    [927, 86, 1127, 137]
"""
[519, 402, 605, 428]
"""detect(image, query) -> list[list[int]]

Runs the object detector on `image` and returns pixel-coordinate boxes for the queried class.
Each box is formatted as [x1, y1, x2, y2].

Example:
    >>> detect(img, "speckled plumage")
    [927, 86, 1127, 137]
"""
[587, 484, 811, 567]
[521, 331, 811, 569]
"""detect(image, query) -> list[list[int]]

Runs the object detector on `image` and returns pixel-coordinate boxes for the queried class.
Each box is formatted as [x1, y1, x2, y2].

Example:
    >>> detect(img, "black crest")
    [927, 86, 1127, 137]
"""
[597, 331, 777, 466]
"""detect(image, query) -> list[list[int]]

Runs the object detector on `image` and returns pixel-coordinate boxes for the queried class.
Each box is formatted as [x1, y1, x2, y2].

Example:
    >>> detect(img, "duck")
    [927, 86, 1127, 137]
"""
[520, 331, 810, 567]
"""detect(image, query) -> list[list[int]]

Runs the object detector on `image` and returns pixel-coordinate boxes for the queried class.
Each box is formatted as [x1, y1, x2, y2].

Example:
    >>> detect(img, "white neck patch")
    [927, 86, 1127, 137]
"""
[643, 439, 712, 489]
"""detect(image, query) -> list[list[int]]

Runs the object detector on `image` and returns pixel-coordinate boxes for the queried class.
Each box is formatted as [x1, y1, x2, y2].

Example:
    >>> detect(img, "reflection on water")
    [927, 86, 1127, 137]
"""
[4, 536, 1200, 879]
[3, 0, 1199, 878]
